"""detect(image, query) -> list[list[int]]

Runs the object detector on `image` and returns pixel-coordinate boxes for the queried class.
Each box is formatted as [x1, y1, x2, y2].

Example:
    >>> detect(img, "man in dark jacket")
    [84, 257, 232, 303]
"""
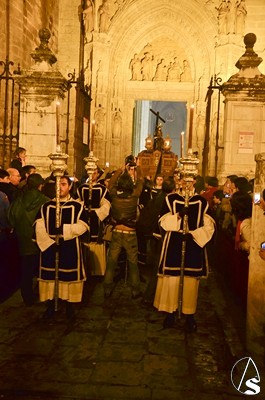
[8, 173, 49, 305]
[103, 164, 143, 299]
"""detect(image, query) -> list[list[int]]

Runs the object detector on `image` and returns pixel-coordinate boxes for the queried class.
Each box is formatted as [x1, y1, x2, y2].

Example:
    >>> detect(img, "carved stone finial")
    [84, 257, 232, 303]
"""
[235, 32, 262, 70]
[244, 33, 256, 50]
[31, 28, 57, 66]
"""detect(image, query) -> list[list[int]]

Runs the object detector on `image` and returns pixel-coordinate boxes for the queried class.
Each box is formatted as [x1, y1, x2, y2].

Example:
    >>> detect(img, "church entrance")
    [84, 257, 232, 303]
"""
[132, 100, 187, 158]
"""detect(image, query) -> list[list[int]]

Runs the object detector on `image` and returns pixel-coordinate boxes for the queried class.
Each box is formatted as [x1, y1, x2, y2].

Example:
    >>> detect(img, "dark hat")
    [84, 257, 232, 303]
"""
[27, 173, 45, 189]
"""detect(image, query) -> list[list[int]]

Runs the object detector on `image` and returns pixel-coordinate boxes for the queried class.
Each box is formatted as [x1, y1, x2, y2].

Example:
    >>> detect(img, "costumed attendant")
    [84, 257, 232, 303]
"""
[153, 180, 215, 332]
[34, 176, 89, 319]
[77, 166, 111, 276]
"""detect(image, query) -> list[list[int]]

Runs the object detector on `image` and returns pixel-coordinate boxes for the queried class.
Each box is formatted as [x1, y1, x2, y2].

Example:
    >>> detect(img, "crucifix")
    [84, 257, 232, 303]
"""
[150, 109, 166, 151]
[150, 108, 166, 128]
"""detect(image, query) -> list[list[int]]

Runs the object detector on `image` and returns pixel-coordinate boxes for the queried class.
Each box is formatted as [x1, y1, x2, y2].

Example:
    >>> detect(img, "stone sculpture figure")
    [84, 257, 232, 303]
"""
[112, 109, 122, 139]
[83, 0, 94, 34]
[141, 52, 153, 81]
[94, 105, 105, 139]
[167, 57, 181, 81]
[153, 59, 168, 81]
[217, 0, 229, 34]
[180, 60, 193, 82]
[130, 54, 142, 80]
[99, 0, 111, 33]
[235, 0, 247, 35]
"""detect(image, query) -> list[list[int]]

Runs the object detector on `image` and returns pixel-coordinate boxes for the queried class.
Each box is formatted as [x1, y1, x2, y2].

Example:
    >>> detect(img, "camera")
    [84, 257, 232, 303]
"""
[69, 176, 75, 182]
[254, 192, 261, 204]
[261, 241, 265, 249]
[224, 193, 231, 198]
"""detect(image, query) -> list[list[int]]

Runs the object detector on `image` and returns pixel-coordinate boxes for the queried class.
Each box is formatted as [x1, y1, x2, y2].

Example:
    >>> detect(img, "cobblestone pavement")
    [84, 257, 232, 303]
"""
[0, 269, 264, 400]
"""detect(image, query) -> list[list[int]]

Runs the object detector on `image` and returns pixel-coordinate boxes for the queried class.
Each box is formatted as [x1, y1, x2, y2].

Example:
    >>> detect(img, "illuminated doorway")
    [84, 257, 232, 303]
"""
[132, 100, 187, 157]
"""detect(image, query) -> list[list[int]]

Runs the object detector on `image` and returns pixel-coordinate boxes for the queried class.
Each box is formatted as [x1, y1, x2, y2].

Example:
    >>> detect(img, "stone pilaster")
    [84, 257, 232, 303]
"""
[15, 28, 69, 177]
[220, 33, 265, 181]
[247, 152, 265, 364]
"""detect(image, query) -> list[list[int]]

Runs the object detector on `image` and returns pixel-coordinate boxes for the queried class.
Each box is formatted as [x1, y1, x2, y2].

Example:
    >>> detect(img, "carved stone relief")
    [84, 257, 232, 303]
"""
[129, 37, 193, 82]
[216, 0, 247, 36]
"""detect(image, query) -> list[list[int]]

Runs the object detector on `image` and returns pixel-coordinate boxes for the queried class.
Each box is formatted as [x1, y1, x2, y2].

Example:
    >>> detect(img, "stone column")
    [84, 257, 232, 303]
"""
[247, 152, 265, 364]
[15, 28, 69, 177]
[220, 33, 265, 181]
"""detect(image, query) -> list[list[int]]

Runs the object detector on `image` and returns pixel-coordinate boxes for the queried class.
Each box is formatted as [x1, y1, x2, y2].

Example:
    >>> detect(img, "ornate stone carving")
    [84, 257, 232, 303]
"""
[129, 38, 193, 82]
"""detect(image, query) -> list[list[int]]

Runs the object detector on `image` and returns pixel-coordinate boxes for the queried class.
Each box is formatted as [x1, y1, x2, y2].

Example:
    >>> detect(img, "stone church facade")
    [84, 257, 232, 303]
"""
[1, 0, 265, 178]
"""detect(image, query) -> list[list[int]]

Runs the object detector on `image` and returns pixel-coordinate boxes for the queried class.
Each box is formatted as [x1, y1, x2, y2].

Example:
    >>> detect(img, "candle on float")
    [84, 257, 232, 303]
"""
[56, 101, 61, 147]
[180, 131, 184, 158]
[188, 104, 194, 149]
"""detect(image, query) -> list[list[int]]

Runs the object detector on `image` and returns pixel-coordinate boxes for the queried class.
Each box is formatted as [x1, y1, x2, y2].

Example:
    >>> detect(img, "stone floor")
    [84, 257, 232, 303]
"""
[0, 268, 264, 400]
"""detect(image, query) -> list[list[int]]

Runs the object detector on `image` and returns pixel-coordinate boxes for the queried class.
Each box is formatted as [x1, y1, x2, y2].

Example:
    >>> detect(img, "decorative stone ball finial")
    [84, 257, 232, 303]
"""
[244, 33, 256, 51]
[31, 28, 57, 66]
[38, 28, 51, 50]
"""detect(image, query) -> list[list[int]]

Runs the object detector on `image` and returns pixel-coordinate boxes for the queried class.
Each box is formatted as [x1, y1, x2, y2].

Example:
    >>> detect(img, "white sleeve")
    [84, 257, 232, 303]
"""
[94, 197, 111, 221]
[159, 213, 181, 231]
[191, 214, 215, 248]
[35, 218, 55, 252]
[63, 220, 89, 241]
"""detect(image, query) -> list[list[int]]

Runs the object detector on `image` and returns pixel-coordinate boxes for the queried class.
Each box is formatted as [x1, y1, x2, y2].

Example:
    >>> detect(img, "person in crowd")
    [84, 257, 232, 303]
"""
[201, 176, 219, 210]
[231, 192, 253, 253]
[8, 174, 49, 306]
[153, 177, 215, 332]
[18, 165, 36, 190]
[42, 172, 56, 199]
[234, 176, 253, 195]
[0, 169, 13, 203]
[220, 174, 238, 231]
[194, 175, 205, 195]
[6, 168, 22, 201]
[212, 189, 225, 228]
[223, 174, 238, 197]
[103, 163, 144, 299]
[10, 147, 27, 174]
[151, 174, 164, 199]
[34, 176, 89, 319]
[141, 177, 176, 307]
[77, 165, 111, 276]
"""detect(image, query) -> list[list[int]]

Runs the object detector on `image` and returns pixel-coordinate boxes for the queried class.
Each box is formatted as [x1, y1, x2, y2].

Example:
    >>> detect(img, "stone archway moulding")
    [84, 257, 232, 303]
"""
[90, 0, 217, 166]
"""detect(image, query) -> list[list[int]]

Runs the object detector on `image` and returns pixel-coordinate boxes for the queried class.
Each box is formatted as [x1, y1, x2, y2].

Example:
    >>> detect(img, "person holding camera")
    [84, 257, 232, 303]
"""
[103, 159, 144, 299]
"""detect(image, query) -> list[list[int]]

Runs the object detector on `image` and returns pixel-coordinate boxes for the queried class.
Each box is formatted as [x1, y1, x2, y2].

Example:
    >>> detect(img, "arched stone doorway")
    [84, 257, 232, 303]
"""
[88, 0, 215, 169]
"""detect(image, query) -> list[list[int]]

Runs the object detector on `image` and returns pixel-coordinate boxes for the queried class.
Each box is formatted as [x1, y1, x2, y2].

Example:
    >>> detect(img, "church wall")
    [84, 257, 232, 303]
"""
[0, 0, 58, 67]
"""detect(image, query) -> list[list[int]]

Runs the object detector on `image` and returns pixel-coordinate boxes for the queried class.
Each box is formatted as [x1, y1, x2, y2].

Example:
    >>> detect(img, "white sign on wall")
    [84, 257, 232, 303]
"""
[238, 132, 254, 154]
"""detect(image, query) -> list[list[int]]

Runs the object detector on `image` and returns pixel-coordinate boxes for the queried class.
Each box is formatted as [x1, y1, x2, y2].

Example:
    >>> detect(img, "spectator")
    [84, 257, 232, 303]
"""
[201, 176, 219, 210]
[6, 168, 22, 202]
[10, 147, 26, 174]
[18, 165, 36, 190]
[8, 173, 49, 306]
[104, 164, 144, 299]
[0, 169, 13, 203]
[234, 176, 253, 195]
[231, 192, 253, 253]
